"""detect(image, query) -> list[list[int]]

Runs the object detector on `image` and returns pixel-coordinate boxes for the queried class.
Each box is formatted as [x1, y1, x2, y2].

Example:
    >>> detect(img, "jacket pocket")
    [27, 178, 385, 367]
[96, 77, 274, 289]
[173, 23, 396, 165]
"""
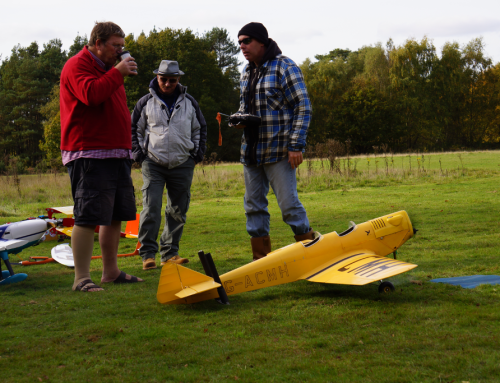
[266, 89, 285, 111]
[141, 179, 150, 206]
[74, 189, 100, 221]
[144, 134, 150, 153]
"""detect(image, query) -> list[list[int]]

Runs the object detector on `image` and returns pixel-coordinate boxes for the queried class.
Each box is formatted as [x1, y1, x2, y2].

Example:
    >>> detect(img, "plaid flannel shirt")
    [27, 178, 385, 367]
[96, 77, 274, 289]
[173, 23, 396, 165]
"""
[239, 55, 312, 165]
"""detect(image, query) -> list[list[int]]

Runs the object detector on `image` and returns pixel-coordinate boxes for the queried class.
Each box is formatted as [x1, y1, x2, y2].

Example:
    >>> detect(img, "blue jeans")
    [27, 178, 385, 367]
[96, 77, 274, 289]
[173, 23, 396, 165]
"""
[244, 159, 310, 238]
[139, 158, 195, 262]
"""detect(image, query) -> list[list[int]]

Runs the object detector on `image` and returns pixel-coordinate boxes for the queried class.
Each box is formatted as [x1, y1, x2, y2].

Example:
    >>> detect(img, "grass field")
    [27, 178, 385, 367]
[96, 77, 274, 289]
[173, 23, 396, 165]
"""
[1, 151, 500, 382]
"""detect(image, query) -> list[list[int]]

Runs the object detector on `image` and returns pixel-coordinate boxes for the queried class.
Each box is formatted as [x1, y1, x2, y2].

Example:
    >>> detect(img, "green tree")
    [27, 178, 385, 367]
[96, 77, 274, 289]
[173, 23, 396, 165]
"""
[39, 83, 61, 162]
[429, 41, 464, 148]
[124, 28, 240, 160]
[0, 39, 66, 166]
[430, 37, 498, 149]
[302, 45, 396, 153]
[315, 48, 352, 62]
[481, 63, 500, 144]
[68, 34, 88, 58]
[389, 37, 437, 150]
[334, 79, 394, 152]
[305, 36, 500, 153]
[461, 38, 494, 147]
[202, 27, 241, 87]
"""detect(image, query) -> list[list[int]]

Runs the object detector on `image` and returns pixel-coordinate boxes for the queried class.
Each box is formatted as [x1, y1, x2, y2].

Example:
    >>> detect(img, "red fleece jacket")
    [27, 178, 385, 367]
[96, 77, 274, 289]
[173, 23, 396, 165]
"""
[60, 47, 132, 151]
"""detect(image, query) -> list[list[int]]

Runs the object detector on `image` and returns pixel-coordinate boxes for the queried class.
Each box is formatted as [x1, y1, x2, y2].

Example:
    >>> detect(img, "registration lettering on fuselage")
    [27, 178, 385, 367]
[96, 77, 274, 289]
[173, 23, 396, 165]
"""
[224, 264, 289, 293]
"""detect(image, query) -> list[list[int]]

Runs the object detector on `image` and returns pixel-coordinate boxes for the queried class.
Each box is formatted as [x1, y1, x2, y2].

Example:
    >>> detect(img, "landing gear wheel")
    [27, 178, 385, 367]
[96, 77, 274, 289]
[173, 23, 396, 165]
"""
[378, 281, 395, 293]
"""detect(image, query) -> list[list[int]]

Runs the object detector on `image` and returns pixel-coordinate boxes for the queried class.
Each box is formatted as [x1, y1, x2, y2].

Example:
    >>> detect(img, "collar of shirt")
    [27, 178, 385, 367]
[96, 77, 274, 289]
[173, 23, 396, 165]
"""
[88, 48, 111, 71]
[158, 88, 180, 114]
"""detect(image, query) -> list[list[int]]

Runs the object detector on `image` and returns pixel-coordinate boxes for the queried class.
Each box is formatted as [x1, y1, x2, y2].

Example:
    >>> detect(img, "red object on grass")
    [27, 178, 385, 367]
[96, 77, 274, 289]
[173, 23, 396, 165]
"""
[216, 113, 222, 146]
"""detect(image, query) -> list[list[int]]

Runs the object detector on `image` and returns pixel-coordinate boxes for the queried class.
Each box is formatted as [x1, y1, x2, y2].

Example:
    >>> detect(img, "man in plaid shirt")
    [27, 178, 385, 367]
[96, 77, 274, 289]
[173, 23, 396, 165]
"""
[235, 22, 314, 261]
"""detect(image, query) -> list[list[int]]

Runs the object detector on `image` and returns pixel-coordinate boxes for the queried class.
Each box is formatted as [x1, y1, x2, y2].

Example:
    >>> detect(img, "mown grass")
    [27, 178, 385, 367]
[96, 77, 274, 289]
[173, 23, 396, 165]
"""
[1, 150, 500, 382]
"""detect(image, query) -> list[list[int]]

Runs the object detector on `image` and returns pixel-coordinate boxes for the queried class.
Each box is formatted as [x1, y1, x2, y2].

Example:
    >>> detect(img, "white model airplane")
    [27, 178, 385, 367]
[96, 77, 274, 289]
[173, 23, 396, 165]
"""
[0, 218, 54, 285]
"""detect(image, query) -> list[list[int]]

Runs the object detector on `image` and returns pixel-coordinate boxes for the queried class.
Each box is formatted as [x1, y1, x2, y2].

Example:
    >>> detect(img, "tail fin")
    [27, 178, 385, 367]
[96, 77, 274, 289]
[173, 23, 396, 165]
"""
[157, 263, 221, 304]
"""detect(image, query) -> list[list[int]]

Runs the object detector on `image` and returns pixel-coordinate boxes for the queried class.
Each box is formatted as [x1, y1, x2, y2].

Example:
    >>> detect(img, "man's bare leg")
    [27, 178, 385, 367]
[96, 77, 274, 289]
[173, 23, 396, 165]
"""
[100, 220, 143, 283]
[72, 224, 103, 291]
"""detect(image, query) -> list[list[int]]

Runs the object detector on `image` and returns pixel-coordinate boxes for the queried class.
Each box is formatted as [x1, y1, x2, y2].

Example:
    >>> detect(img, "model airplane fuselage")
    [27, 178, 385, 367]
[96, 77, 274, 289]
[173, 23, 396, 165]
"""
[157, 211, 417, 304]
[0, 218, 50, 253]
[0, 218, 53, 285]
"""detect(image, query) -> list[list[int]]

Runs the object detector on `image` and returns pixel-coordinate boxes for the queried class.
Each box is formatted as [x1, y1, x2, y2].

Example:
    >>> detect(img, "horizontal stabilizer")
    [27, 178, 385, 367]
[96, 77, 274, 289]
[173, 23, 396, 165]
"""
[0, 239, 26, 252]
[301, 251, 417, 286]
[157, 263, 220, 304]
[175, 279, 221, 299]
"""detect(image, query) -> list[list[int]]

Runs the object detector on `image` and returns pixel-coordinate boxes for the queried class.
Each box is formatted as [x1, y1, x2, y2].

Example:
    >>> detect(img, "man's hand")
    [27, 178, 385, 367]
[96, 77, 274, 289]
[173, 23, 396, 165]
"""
[288, 151, 303, 169]
[115, 57, 138, 77]
[132, 148, 146, 164]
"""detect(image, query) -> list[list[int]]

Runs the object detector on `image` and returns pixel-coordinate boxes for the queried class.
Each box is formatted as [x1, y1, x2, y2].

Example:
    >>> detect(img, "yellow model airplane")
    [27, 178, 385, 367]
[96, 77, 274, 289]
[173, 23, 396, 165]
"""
[157, 211, 417, 305]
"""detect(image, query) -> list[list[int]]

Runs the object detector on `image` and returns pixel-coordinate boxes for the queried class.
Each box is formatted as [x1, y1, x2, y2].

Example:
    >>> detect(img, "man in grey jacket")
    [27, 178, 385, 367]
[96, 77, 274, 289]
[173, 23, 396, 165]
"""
[131, 60, 207, 269]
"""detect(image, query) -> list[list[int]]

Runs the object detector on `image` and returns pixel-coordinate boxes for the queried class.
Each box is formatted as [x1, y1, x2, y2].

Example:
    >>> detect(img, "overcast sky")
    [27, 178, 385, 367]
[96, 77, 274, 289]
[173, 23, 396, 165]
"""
[2, 0, 499, 67]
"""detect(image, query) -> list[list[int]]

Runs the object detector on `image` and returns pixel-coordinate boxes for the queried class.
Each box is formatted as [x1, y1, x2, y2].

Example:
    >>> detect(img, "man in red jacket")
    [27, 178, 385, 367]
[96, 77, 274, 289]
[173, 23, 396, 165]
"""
[60, 21, 142, 292]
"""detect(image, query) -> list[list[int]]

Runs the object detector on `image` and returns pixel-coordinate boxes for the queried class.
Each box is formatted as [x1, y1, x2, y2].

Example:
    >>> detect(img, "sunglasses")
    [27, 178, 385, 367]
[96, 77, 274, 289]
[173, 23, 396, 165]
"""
[159, 77, 179, 84]
[238, 37, 253, 45]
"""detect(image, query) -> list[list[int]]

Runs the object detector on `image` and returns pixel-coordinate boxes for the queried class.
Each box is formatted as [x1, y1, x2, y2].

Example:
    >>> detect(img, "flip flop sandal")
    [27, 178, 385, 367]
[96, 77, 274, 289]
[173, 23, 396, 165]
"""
[113, 271, 140, 284]
[74, 279, 102, 292]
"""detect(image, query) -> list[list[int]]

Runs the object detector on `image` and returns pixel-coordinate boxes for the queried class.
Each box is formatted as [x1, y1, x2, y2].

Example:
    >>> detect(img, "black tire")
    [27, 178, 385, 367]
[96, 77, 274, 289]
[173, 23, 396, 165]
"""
[378, 281, 395, 293]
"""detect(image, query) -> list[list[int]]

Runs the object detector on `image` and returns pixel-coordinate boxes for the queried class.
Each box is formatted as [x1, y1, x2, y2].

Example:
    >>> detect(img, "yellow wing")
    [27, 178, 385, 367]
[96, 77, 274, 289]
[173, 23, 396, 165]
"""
[49, 206, 74, 217]
[55, 227, 74, 237]
[300, 250, 417, 286]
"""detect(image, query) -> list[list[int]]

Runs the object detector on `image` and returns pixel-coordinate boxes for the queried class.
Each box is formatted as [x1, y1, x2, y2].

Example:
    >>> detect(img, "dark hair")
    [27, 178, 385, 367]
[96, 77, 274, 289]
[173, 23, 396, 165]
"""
[89, 21, 125, 46]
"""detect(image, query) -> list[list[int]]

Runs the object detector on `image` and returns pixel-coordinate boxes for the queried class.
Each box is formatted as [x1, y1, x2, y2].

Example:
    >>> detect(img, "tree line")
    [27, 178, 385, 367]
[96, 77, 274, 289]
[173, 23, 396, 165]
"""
[0, 27, 242, 172]
[301, 37, 500, 154]
[0, 31, 499, 173]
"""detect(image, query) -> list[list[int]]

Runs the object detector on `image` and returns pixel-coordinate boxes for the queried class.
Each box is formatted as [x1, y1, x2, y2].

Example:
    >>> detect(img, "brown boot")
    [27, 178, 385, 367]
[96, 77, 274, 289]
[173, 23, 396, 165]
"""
[251, 235, 271, 261]
[294, 228, 315, 242]
[161, 255, 189, 265]
[142, 258, 157, 270]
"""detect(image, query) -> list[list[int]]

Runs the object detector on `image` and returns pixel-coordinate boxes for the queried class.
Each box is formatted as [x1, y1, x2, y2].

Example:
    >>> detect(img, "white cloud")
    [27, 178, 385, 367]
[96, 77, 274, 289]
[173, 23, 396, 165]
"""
[272, 29, 324, 45]
[1, 0, 500, 65]
[379, 18, 500, 39]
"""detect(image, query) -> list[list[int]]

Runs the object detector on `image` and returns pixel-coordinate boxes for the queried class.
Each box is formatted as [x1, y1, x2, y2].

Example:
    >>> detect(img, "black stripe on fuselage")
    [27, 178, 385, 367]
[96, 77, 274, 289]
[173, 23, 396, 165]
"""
[306, 253, 364, 280]
[16, 230, 46, 240]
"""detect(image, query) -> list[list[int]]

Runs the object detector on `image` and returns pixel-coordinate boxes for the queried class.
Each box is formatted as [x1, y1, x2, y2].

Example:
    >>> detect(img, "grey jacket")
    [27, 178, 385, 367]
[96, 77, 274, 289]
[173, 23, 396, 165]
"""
[131, 79, 207, 168]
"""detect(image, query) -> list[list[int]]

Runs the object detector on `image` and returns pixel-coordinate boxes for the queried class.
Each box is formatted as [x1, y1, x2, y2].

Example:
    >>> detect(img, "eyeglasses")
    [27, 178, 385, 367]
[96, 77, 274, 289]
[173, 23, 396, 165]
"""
[106, 42, 124, 51]
[238, 37, 253, 46]
[159, 77, 179, 84]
